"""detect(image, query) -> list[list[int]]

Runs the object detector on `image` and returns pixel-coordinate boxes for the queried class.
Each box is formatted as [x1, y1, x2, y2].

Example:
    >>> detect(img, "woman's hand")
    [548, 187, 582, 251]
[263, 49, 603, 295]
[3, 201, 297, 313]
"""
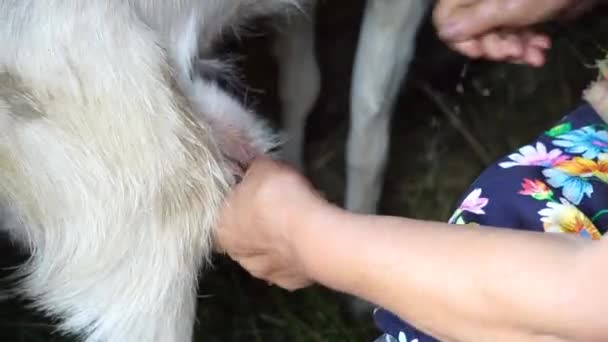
[434, 0, 588, 41]
[432, 0, 597, 66]
[214, 158, 328, 291]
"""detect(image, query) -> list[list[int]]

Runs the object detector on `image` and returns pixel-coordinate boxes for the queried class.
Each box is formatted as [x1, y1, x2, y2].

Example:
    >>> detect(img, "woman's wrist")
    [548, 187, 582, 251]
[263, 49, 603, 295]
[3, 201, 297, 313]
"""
[288, 200, 348, 286]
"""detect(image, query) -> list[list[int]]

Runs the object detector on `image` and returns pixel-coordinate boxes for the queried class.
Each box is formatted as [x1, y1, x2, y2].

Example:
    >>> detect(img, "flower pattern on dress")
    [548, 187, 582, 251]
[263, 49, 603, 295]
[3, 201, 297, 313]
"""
[499, 142, 567, 168]
[458, 188, 488, 214]
[552, 126, 608, 159]
[377, 332, 419, 342]
[459, 121, 608, 236]
[448, 188, 488, 224]
[542, 168, 593, 205]
[518, 179, 555, 201]
[553, 157, 608, 183]
[538, 198, 602, 240]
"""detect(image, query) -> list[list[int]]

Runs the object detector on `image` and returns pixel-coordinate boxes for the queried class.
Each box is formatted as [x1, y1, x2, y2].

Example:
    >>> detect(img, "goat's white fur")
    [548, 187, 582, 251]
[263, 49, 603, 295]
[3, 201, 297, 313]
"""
[0, 1, 299, 341]
[275, 0, 429, 214]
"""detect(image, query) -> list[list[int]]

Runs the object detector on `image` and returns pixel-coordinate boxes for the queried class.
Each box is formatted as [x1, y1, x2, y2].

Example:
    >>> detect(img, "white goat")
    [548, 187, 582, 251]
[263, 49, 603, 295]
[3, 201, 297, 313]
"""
[0, 1, 302, 341]
[275, 0, 430, 214]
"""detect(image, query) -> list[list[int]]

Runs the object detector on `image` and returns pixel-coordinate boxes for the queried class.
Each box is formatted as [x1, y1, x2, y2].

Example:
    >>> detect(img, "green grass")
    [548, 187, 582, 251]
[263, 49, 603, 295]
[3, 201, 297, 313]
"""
[2, 5, 608, 342]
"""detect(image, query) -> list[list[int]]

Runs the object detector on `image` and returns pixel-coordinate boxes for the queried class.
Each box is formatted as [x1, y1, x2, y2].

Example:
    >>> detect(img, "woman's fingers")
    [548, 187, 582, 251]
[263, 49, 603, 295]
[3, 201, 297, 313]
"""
[450, 39, 484, 59]
[449, 29, 551, 67]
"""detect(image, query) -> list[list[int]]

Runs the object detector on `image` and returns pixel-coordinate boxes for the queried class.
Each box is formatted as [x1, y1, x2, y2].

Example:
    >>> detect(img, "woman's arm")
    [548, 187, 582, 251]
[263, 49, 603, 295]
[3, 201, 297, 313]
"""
[216, 158, 608, 342]
[296, 205, 607, 341]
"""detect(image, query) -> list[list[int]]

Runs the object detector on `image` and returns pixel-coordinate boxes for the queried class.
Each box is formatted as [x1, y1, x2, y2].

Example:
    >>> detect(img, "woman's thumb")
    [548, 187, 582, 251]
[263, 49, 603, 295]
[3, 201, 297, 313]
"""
[434, 1, 506, 42]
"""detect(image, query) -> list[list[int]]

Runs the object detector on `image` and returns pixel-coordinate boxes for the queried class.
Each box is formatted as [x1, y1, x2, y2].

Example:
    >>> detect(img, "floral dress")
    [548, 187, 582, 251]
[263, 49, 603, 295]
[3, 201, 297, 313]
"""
[372, 103, 608, 342]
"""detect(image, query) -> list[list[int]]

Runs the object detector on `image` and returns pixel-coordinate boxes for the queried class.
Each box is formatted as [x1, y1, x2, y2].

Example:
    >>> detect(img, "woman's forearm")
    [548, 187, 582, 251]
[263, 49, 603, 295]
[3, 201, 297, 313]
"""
[292, 206, 607, 341]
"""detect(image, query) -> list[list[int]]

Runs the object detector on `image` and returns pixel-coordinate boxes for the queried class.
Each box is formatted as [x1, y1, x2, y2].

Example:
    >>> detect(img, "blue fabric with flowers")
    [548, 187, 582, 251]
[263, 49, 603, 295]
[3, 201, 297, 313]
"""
[372, 103, 608, 342]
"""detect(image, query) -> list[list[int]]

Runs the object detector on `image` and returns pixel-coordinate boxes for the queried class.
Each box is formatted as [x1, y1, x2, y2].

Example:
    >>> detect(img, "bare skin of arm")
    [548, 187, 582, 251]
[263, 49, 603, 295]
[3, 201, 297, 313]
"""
[216, 159, 608, 342]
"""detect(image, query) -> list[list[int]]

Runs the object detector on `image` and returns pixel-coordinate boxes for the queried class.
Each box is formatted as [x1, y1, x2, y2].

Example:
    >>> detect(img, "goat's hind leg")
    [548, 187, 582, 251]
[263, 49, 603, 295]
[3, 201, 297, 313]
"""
[346, 0, 429, 215]
[273, 2, 321, 170]
[0, 69, 230, 342]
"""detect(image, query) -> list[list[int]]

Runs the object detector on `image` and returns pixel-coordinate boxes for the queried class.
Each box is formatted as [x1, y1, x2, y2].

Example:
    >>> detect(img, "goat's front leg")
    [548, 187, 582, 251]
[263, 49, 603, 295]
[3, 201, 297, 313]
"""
[346, 0, 429, 214]
[273, 3, 321, 170]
